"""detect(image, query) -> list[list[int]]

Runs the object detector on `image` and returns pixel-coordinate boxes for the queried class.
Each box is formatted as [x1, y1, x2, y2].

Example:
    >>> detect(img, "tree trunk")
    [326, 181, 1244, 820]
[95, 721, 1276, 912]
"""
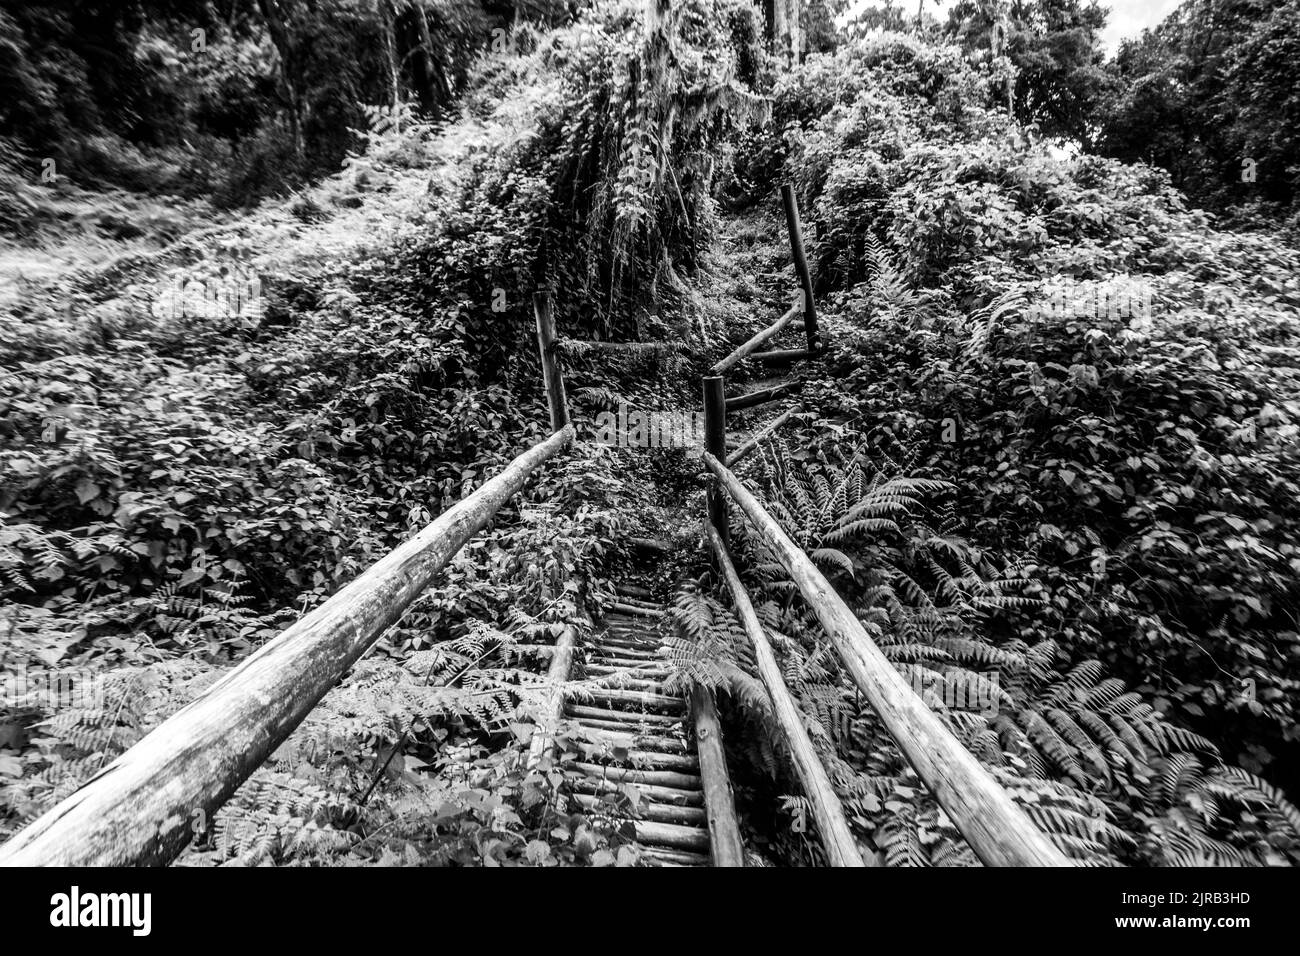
[256, 0, 305, 158]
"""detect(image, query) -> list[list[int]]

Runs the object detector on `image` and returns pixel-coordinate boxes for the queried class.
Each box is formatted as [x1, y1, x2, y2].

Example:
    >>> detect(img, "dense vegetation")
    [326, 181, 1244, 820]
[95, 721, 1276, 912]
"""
[2, 1, 1298, 866]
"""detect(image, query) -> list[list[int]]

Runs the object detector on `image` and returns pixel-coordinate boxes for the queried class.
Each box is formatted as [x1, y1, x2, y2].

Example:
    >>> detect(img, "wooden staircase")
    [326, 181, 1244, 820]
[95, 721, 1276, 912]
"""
[562, 594, 719, 866]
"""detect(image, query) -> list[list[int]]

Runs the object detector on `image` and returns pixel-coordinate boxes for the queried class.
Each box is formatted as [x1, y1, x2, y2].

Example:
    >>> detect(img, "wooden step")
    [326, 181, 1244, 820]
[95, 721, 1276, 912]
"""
[581, 688, 684, 714]
[594, 635, 661, 651]
[570, 793, 707, 827]
[584, 663, 671, 679]
[591, 675, 671, 694]
[640, 846, 712, 867]
[570, 761, 701, 790]
[634, 820, 710, 852]
[567, 704, 681, 726]
[569, 727, 693, 755]
[569, 776, 704, 807]
[592, 749, 701, 772]
[570, 715, 687, 735]
[608, 602, 663, 618]
[587, 644, 664, 661]
[609, 594, 661, 610]
[614, 584, 655, 600]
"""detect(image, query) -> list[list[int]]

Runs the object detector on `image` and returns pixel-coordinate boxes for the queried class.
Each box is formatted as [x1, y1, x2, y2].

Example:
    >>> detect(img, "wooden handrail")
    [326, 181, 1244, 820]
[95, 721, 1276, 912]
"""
[725, 380, 802, 412]
[709, 300, 801, 374]
[702, 453, 1070, 867]
[705, 522, 867, 866]
[0, 425, 577, 867]
[726, 405, 799, 467]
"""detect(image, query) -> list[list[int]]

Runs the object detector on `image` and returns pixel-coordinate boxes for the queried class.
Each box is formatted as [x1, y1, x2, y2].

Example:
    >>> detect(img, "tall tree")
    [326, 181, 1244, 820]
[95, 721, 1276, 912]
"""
[946, 0, 1110, 142]
[1097, 0, 1299, 213]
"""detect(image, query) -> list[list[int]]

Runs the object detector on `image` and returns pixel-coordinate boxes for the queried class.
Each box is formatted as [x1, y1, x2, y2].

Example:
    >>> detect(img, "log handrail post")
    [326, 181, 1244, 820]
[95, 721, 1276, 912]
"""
[780, 182, 819, 354]
[533, 291, 569, 431]
[703, 375, 728, 550]
[0, 425, 577, 866]
[702, 452, 1070, 867]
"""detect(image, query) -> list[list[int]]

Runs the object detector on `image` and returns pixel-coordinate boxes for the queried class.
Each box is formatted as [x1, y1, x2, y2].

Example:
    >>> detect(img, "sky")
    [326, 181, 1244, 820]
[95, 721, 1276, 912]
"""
[840, 0, 1187, 53]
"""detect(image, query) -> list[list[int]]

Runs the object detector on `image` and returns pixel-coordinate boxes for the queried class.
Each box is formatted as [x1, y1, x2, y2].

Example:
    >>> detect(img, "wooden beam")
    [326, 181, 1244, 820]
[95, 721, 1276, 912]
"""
[726, 405, 799, 467]
[526, 590, 582, 769]
[752, 348, 812, 364]
[702, 453, 1070, 868]
[781, 183, 819, 354]
[710, 301, 802, 374]
[0, 426, 577, 867]
[690, 685, 745, 867]
[705, 522, 867, 867]
[533, 292, 570, 431]
[703, 376, 728, 549]
[725, 380, 802, 412]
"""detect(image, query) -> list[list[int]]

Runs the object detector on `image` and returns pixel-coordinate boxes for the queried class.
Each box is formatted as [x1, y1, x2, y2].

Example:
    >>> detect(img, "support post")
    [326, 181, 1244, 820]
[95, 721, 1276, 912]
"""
[533, 291, 569, 431]
[780, 183, 819, 354]
[703, 375, 728, 549]
[690, 685, 745, 867]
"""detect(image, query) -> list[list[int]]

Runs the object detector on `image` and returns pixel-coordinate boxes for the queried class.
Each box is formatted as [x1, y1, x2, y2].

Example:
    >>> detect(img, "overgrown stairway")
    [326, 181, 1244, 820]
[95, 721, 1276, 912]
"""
[563, 589, 715, 866]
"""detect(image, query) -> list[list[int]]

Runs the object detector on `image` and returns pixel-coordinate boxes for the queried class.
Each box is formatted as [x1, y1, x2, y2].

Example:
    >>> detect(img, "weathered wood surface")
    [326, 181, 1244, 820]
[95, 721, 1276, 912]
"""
[703, 375, 729, 548]
[533, 292, 570, 431]
[726, 405, 800, 467]
[725, 380, 802, 412]
[705, 522, 867, 867]
[752, 347, 812, 364]
[781, 183, 819, 354]
[526, 608, 580, 769]
[689, 685, 746, 867]
[702, 453, 1069, 868]
[710, 301, 802, 374]
[0, 425, 577, 867]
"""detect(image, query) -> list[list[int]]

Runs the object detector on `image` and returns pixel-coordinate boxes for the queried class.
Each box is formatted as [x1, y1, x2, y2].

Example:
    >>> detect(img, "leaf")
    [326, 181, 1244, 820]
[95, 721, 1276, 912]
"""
[524, 840, 552, 864]
[75, 479, 100, 504]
